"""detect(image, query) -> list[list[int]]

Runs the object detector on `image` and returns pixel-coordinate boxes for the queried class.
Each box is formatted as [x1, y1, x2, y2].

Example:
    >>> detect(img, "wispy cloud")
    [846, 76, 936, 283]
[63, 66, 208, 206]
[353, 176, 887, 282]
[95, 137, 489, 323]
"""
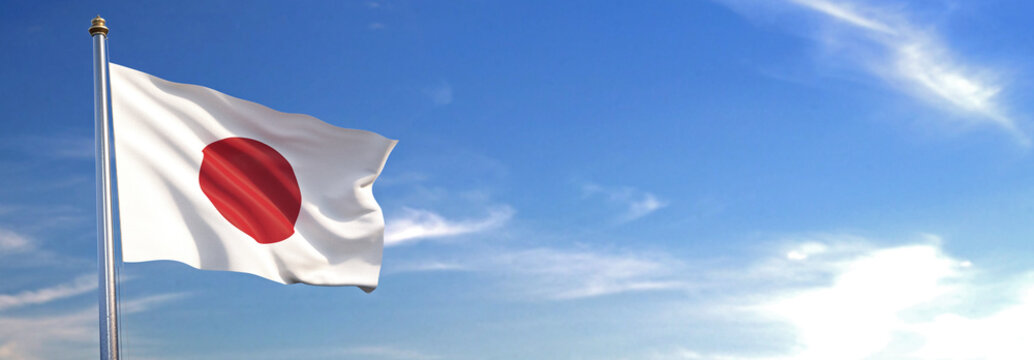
[789, 0, 895, 34]
[384, 206, 514, 246]
[0, 275, 95, 311]
[0, 227, 87, 269]
[583, 183, 667, 222]
[492, 247, 688, 300]
[723, 0, 1026, 144]
[0, 229, 32, 255]
[387, 261, 467, 273]
[388, 241, 687, 300]
[0, 293, 185, 360]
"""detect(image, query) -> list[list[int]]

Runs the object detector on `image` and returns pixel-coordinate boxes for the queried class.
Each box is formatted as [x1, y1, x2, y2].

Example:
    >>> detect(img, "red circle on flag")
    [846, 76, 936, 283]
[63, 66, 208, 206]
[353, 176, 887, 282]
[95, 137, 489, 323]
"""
[198, 137, 302, 244]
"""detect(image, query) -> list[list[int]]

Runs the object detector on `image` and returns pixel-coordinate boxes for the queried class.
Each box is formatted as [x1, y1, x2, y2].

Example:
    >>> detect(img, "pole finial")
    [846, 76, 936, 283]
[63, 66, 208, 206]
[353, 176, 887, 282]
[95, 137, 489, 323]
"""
[89, 15, 108, 36]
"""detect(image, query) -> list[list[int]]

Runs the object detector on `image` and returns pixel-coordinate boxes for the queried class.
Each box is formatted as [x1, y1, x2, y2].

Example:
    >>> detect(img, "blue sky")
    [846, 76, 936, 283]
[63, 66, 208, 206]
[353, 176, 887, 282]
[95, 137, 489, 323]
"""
[4, 0, 1034, 359]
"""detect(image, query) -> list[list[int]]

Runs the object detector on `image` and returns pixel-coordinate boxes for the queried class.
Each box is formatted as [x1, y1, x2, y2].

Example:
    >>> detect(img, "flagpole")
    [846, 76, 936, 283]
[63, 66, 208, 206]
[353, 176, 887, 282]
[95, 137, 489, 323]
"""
[90, 15, 120, 360]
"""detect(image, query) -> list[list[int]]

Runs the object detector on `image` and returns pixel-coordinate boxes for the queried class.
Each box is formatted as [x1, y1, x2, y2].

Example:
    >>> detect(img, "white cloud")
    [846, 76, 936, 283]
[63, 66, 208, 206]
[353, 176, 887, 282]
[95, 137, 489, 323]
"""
[628, 193, 667, 221]
[789, 0, 895, 34]
[384, 206, 513, 246]
[0, 293, 185, 360]
[724, 0, 1027, 144]
[0, 229, 31, 255]
[907, 285, 1034, 360]
[0, 227, 92, 270]
[491, 247, 688, 300]
[759, 243, 962, 359]
[785, 242, 828, 260]
[387, 261, 467, 273]
[660, 234, 1034, 360]
[0, 275, 96, 311]
[583, 183, 668, 222]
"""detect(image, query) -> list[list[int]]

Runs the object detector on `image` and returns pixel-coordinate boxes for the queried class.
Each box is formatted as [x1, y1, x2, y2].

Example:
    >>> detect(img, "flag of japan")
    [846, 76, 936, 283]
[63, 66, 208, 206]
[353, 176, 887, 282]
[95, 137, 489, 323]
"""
[109, 63, 396, 290]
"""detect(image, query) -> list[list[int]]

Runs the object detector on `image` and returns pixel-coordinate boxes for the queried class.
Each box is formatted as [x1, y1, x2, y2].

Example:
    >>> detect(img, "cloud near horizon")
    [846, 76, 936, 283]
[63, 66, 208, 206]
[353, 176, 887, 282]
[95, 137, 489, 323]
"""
[0, 293, 186, 360]
[658, 234, 1034, 360]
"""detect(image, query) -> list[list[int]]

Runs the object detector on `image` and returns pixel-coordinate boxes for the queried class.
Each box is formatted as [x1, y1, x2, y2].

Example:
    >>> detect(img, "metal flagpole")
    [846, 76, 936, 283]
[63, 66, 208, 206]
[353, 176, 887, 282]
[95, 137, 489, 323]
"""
[90, 15, 120, 360]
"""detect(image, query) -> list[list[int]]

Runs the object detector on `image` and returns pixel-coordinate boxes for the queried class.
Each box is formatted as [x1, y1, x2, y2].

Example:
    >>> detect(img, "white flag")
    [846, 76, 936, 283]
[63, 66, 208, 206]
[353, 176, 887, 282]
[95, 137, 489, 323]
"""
[110, 63, 396, 290]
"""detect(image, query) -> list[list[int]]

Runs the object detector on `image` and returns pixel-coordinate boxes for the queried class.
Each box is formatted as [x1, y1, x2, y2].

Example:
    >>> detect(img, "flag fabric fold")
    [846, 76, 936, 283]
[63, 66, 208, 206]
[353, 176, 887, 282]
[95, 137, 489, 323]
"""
[110, 63, 396, 290]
